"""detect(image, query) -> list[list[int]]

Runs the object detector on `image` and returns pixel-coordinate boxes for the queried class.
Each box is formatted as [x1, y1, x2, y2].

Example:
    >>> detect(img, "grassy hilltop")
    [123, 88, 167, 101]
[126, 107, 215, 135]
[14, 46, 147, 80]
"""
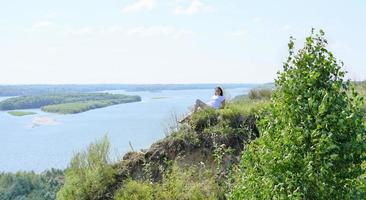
[56, 94, 271, 200]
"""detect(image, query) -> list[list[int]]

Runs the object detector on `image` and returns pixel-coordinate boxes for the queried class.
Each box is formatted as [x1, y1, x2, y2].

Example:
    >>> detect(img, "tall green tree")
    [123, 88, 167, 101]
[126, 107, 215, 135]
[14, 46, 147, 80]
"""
[230, 29, 366, 199]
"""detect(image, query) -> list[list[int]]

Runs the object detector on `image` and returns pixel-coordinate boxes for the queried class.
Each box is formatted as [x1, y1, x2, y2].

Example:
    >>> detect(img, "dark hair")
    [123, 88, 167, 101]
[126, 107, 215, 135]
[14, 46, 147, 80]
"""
[216, 86, 223, 96]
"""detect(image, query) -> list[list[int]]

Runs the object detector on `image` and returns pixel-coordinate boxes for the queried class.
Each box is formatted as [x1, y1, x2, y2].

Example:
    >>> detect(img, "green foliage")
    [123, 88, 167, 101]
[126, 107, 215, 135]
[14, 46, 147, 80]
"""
[0, 169, 64, 200]
[41, 99, 135, 114]
[0, 93, 141, 113]
[229, 98, 271, 115]
[155, 164, 222, 200]
[188, 99, 269, 132]
[114, 164, 222, 200]
[7, 111, 36, 116]
[219, 108, 245, 129]
[56, 136, 116, 200]
[114, 180, 154, 200]
[247, 88, 273, 100]
[354, 81, 366, 113]
[230, 30, 366, 199]
[170, 128, 201, 146]
[189, 108, 219, 132]
[188, 100, 268, 138]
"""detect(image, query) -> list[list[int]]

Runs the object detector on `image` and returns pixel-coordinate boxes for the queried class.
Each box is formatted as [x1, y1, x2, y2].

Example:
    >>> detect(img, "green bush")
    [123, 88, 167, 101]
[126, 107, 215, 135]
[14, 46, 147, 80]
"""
[114, 164, 222, 200]
[189, 108, 219, 132]
[230, 30, 366, 199]
[188, 100, 269, 134]
[248, 88, 273, 100]
[56, 136, 116, 200]
[154, 164, 220, 200]
[170, 129, 201, 146]
[205, 107, 255, 138]
[354, 81, 366, 114]
[219, 108, 244, 129]
[114, 180, 154, 200]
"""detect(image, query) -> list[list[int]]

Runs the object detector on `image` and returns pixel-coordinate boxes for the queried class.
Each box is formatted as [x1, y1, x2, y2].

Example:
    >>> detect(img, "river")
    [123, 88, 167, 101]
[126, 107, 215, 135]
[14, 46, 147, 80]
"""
[0, 87, 252, 172]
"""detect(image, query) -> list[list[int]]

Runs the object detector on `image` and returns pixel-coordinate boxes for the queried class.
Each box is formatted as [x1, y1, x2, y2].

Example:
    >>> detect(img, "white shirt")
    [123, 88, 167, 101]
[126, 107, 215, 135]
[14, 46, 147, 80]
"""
[207, 95, 225, 109]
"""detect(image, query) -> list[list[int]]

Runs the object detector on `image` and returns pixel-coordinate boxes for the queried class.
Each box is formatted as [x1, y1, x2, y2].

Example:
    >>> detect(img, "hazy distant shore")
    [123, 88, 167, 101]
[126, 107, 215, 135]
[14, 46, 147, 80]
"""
[0, 83, 266, 96]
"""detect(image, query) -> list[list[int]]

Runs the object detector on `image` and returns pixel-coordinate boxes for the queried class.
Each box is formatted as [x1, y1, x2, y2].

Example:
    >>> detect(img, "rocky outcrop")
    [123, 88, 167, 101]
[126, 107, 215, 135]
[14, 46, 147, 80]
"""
[113, 113, 259, 186]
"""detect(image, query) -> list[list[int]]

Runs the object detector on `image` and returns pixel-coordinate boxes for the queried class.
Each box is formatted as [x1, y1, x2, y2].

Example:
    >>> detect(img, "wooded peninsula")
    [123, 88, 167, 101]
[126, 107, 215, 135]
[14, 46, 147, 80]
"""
[0, 93, 141, 114]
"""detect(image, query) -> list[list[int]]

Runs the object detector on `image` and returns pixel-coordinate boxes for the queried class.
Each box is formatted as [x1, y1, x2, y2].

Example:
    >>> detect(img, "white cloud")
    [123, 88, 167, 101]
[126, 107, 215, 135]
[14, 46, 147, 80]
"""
[99, 26, 125, 35]
[126, 26, 194, 39]
[31, 21, 55, 31]
[252, 17, 263, 23]
[121, 0, 156, 13]
[63, 25, 193, 39]
[65, 27, 97, 36]
[174, 0, 215, 15]
[228, 28, 248, 37]
[282, 25, 291, 31]
[64, 26, 126, 36]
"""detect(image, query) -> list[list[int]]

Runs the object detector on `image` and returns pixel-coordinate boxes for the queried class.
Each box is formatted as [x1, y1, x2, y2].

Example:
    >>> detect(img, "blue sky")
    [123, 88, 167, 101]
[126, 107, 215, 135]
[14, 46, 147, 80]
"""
[1, 0, 365, 84]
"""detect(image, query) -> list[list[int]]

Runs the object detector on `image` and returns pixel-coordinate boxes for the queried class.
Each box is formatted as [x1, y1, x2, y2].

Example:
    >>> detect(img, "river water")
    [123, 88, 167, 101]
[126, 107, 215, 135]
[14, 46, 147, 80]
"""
[0, 87, 251, 172]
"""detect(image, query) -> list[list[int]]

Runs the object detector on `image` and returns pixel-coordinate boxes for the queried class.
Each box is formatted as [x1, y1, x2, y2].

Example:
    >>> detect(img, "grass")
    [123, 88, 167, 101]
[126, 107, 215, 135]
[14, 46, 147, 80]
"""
[114, 164, 222, 200]
[247, 88, 272, 100]
[231, 88, 273, 102]
[8, 110, 37, 116]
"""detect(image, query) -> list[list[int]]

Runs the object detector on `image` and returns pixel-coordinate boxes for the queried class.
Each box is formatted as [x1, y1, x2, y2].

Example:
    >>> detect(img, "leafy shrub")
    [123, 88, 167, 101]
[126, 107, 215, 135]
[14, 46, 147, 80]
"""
[154, 164, 220, 200]
[247, 88, 272, 100]
[189, 108, 219, 132]
[114, 180, 154, 200]
[203, 107, 257, 139]
[354, 81, 366, 115]
[230, 30, 366, 199]
[219, 108, 244, 129]
[189, 100, 269, 133]
[56, 136, 116, 200]
[115, 164, 222, 200]
[170, 129, 201, 146]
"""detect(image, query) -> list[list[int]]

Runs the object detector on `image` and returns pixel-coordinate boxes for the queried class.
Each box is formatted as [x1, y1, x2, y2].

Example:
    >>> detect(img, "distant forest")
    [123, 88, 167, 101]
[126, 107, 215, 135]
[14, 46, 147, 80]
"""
[0, 84, 261, 96]
[0, 93, 141, 114]
[0, 169, 64, 200]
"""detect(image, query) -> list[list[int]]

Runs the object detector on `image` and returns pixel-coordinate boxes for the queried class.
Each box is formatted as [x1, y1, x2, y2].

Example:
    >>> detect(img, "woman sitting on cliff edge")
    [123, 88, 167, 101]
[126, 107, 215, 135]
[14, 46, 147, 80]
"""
[179, 86, 225, 123]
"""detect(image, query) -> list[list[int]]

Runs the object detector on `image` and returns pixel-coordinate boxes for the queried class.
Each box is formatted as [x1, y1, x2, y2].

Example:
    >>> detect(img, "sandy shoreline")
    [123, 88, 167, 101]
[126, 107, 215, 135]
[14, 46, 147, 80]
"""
[31, 116, 60, 128]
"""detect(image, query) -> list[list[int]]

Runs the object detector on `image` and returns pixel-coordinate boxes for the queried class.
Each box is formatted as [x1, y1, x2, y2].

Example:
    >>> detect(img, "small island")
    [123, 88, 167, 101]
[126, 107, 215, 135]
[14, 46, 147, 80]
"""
[8, 111, 37, 116]
[0, 93, 141, 114]
[151, 96, 168, 100]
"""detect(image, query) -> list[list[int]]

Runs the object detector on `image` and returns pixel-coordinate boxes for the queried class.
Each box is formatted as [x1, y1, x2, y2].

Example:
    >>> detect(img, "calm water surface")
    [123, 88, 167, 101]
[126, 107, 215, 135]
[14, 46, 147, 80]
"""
[0, 87, 251, 172]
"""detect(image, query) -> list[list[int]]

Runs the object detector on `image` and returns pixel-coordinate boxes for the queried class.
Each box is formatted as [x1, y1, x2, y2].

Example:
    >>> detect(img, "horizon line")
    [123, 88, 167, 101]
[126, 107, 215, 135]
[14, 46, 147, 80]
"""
[0, 82, 274, 86]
